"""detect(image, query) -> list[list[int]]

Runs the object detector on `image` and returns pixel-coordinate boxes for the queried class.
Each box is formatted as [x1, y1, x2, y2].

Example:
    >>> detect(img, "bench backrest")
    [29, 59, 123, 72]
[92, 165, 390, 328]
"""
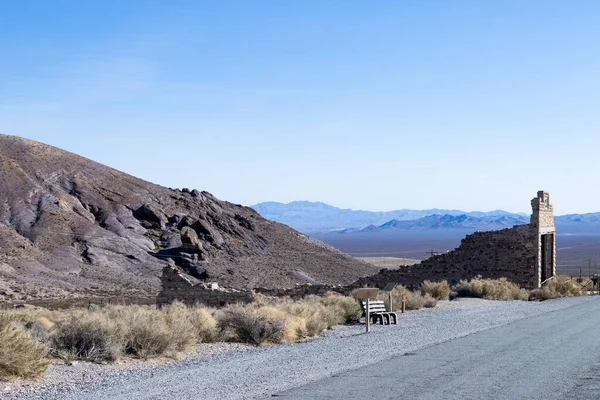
[361, 300, 388, 313]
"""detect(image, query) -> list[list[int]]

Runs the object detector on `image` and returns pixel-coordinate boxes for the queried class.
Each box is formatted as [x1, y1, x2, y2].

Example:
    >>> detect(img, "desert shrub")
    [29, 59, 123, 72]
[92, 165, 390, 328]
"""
[161, 302, 201, 351]
[530, 276, 584, 301]
[379, 286, 437, 311]
[321, 292, 361, 324]
[280, 299, 330, 337]
[217, 304, 287, 346]
[255, 306, 306, 344]
[50, 312, 123, 362]
[420, 280, 450, 300]
[422, 293, 438, 308]
[454, 277, 529, 301]
[110, 306, 173, 359]
[0, 308, 58, 342]
[0, 314, 48, 381]
[188, 306, 219, 343]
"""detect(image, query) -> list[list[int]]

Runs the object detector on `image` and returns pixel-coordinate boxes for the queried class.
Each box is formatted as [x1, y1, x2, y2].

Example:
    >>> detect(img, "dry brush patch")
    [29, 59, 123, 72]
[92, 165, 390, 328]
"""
[0, 312, 49, 381]
[377, 286, 437, 311]
[0, 293, 363, 381]
[529, 276, 585, 301]
[420, 280, 450, 300]
[453, 277, 529, 301]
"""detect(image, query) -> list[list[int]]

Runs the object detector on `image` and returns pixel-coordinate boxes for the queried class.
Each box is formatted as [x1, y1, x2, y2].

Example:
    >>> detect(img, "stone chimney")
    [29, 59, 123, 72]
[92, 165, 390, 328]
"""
[530, 191, 556, 286]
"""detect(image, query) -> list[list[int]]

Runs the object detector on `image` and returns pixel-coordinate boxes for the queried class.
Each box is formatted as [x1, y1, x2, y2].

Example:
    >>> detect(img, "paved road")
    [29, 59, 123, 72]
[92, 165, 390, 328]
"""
[272, 298, 600, 400]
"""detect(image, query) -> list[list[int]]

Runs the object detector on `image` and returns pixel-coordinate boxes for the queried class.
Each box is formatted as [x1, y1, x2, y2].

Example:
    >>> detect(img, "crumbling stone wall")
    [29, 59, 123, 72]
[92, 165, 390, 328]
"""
[352, 224, 538, 289]
[352, 191, 556, 290]
[157, 266, 254, 307]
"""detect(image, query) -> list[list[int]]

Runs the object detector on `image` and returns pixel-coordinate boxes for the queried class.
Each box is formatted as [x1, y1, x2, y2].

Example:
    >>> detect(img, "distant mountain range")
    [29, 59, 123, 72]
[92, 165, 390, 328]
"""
[347, 214, 529, 233]
[251, 201, 600, 234]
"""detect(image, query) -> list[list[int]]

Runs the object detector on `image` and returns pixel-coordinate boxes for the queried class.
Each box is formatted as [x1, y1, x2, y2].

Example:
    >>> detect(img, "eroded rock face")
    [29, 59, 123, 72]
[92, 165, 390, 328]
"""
[0, 135, 378, 301]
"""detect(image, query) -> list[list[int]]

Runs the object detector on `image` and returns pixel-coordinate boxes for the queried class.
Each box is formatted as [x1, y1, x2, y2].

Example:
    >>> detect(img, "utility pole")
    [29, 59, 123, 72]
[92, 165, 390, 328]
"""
[426, 249, 440, 259]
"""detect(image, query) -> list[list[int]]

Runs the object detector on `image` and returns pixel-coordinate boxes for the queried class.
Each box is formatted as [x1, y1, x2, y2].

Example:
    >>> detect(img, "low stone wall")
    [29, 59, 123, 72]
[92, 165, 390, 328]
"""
[157, 266, 254, 307]
[157, 266, 358, 307]
[255, 284, 351, 299]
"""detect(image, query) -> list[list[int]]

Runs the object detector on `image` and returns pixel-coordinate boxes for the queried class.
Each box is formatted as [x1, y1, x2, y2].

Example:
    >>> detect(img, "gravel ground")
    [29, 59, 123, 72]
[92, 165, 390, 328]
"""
[4, 296, 596, 400]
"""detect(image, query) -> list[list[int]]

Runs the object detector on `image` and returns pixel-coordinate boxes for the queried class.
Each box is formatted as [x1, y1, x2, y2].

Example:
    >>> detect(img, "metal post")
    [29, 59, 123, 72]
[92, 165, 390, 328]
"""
[365, 298, 371, 333]
[389, 292, 393, 312]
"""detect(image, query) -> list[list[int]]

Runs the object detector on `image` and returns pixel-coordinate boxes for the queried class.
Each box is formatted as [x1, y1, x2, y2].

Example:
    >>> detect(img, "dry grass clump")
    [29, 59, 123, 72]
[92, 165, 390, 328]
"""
[217, 304, 288, 346]
[188, 306, 219, 343]
[321, 292, 362, 324]
[49, 312, 123, 362]
[378, 286, 437, 311]
[0, 313, 49, 381]
[420, 280, 450, 300]
[280, 298, 332, 337]
[529, 276, 584, 301]
[454, 277, 529, 301]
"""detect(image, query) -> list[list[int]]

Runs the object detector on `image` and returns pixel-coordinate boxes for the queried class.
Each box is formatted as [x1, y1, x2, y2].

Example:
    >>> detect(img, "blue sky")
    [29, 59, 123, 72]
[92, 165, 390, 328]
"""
[2, 1, 599, 214]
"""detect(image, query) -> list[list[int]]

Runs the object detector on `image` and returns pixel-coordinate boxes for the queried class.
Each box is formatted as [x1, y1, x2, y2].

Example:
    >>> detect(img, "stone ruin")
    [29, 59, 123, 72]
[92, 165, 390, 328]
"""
[157, 191, 556, 306]
[157, 266, 254, 308]
[353, 191, 556, 290]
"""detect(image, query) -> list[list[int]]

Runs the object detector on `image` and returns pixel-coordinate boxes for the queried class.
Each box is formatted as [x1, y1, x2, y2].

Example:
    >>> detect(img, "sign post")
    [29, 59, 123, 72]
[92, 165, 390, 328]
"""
[402, 294, 407, 313]
[354, 288, 380, 333]
[381, 282, 399, 312]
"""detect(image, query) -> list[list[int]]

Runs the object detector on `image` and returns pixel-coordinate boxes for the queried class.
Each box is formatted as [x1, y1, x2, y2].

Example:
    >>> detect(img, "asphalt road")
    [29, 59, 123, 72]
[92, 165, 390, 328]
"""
[272, 298, 600, 400]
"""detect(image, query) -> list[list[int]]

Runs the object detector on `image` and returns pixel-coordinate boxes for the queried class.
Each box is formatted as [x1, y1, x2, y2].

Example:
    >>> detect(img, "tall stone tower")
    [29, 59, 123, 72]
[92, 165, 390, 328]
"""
[530, 191, 556, 287]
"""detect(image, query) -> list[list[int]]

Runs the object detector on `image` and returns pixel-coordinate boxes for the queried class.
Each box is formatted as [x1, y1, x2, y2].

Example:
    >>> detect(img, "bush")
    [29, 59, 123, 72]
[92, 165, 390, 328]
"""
[161, 302, 202, 351]
[454, 277, 529, 301]
[378, 286, 437, 311]
[217, 304, 287, 346]
[280, 299, 330, 337]
[111, 306, 174, 359]
[188, 306, 219, 343]
[50, 312, 123, 362]
[530, 276, 584, 301]
[321, 292, 362, 324]
[420, 281, 450, 300]
[0, 314, 48, 381]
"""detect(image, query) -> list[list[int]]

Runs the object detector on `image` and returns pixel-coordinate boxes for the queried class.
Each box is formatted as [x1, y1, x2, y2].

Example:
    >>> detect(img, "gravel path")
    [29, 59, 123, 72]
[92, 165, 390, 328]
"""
[5, 297, 596, 400]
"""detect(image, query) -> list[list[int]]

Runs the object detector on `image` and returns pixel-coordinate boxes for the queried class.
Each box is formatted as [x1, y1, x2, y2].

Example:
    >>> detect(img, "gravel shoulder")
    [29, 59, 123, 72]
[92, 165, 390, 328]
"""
[4, 296, 596, 400]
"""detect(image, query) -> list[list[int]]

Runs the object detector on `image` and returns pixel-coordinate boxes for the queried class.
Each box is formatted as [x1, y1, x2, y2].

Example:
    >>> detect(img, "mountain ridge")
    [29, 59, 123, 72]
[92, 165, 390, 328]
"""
[252, 201, 600, 233]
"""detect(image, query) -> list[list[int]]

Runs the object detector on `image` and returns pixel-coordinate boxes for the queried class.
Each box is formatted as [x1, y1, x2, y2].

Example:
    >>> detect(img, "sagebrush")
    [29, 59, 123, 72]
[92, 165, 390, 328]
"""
[0, 312, 48, 381]
[420, 281, 450, 300]
[529, 276, 584, 300]
[454, 277, 529, 301]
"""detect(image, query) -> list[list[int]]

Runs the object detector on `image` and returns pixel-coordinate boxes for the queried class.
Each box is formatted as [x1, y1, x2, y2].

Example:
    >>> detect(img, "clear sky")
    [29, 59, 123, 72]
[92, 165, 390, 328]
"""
[1, 1, 599, 214]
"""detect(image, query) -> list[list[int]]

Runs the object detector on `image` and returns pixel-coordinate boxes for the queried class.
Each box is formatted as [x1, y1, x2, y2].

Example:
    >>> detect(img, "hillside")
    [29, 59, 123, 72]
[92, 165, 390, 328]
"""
[0, 135, 378, 301]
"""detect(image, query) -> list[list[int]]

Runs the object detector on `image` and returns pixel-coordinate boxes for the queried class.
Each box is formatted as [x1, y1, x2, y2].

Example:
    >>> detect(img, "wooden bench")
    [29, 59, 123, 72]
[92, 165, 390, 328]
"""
[360, 300, 399, 325]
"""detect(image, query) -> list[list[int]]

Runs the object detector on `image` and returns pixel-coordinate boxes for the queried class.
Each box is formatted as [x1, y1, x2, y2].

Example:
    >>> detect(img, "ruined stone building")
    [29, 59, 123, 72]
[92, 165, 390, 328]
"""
[353, 191, 556, 290]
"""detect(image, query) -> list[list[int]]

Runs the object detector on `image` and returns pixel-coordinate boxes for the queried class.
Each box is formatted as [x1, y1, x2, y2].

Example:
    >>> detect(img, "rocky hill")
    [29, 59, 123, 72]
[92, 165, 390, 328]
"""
[0, 135, 378, 301]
